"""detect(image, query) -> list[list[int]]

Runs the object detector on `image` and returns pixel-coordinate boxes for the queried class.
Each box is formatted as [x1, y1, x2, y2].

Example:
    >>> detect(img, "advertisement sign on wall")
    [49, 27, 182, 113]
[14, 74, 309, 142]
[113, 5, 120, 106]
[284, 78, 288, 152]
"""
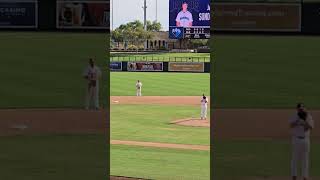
[0, 1, 38, 28]
[214, 3, 301, 32]
[169, 62, 204, 72]
[127, 62, 163, 72]
[56, 1, 109, 29]
[110, 62, 122, 71]
[169, 0, 211, 39]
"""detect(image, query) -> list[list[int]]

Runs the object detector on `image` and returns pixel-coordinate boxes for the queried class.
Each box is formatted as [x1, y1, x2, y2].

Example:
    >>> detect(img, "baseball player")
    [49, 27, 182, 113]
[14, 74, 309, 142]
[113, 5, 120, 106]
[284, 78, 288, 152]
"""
[290, 103, 314, 180]
[200, 94, 208, 120]
[176, 2, 193, 27]
[83, 58, 101, 110]
[136, 80, 142, 96]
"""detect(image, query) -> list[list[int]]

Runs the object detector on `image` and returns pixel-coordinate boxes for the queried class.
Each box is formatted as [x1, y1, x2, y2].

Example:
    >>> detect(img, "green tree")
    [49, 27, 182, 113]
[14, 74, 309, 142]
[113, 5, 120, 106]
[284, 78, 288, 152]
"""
[111, 20, 155, 48]
[147, 21, 162, 32]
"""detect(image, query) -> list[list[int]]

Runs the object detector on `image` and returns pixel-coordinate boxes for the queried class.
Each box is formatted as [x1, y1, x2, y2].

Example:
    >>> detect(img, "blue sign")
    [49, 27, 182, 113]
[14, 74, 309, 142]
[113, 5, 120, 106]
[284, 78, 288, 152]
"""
[110, 62, 122, 71]
[0, 2, 37, 28]
[169, 0, 210, 39]
[169, 27, 184, 39]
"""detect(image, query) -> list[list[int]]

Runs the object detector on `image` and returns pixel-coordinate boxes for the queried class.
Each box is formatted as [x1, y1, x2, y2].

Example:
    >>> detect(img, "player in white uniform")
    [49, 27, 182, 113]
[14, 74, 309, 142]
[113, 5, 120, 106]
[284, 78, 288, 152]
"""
[201, 95, 208, 120]
[176, 2, 193, 27]
[136, 80, 142, 96]
[290, 103, 314, 180]
[83, 58, 101, 110]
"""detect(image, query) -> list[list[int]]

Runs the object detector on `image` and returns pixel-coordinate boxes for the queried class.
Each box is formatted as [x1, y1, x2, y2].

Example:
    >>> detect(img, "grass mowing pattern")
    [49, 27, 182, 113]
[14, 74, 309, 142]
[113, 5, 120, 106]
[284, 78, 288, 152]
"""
[213, 35, 320, 108]
[0, 32, 108, 108]
[110, 72, 210, 96]
[111, 145, 210, 180]
[0, 134, 106, 180]
[111, 104, 210, 145]
[212, 140, 320, 179]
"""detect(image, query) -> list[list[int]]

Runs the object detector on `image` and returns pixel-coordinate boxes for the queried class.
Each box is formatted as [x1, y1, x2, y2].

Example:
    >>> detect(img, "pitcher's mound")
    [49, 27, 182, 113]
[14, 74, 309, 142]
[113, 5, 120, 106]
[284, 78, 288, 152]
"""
[171, 118, 210, 127]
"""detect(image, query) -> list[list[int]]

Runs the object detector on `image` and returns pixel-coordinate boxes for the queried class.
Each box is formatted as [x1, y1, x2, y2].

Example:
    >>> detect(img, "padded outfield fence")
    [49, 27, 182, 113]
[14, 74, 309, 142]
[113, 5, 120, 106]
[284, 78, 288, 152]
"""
[110, 61, 211, 73]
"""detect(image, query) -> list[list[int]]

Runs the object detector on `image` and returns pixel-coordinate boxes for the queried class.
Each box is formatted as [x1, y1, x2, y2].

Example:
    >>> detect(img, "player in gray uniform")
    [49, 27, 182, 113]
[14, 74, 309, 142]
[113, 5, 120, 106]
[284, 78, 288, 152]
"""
[200, 94, 208, 120]
[83, 58, 101, 110]
[176, 2, 193, 27]
[136, 80, 142, 96]
[290, 103, 314, 180]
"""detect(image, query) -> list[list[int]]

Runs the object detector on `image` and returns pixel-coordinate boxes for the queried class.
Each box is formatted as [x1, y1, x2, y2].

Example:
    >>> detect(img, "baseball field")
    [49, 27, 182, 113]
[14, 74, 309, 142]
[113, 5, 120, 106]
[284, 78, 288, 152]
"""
[110, 70, 211, 179]
[0, 32, 108, 180]
[2, 31, 320, 180]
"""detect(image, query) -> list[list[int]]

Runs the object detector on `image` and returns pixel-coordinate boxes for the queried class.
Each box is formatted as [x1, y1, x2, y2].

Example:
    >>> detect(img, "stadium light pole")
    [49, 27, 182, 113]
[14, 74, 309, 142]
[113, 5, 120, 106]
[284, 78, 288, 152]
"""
[143, 0, 147, 31]
[111, 0, 114, 31]
[156, 0, 158, 22]
[143, 0, 147, 49]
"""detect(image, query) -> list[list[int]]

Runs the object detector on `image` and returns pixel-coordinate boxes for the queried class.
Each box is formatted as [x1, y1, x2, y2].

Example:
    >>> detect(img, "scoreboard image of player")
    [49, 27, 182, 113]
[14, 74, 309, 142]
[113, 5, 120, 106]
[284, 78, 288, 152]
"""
[169, 0, 210, 39]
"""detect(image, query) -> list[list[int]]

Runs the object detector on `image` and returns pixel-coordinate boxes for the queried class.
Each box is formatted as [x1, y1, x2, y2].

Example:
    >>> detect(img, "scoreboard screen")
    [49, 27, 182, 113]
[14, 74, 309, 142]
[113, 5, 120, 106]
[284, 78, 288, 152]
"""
[169, 0, 210, 39]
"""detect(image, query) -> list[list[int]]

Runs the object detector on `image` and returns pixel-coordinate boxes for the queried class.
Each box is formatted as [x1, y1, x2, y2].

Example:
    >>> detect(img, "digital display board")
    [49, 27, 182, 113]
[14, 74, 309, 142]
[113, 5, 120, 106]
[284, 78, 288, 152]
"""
[57, 1, 109, 29]
[214, 3, 301, 32]
[169, 0, 210, 39]
[0, 0, 38, 28]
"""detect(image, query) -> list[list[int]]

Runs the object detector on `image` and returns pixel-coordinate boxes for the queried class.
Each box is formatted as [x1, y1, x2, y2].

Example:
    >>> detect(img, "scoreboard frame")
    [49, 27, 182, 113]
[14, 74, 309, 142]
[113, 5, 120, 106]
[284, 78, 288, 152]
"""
[169, 0, 211, 39]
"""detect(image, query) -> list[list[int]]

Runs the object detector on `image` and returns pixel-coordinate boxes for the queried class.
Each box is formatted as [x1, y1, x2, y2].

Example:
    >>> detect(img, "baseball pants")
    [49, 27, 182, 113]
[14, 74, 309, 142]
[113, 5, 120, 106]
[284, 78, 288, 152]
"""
[291, 137, 310, 178]
[85, 83, 99, 109]
[201, 107, 207, 119]
[136, 89, 142, 96]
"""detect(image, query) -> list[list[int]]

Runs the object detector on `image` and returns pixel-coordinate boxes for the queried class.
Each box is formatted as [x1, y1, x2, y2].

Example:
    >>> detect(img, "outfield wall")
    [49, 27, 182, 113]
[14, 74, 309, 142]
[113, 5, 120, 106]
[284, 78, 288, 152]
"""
[110, 61, 211, 73]
[212, 2, 320, 34]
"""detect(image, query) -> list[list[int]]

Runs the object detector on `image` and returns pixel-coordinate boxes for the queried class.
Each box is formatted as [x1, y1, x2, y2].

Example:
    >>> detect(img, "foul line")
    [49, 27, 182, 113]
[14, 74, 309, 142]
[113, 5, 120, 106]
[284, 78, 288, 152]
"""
[111, 140, 210, 151]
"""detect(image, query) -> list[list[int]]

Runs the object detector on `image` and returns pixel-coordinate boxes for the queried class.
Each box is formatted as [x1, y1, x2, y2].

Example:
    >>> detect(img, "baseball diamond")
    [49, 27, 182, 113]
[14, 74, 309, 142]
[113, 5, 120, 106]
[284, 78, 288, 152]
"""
[110, 51, 211, 180]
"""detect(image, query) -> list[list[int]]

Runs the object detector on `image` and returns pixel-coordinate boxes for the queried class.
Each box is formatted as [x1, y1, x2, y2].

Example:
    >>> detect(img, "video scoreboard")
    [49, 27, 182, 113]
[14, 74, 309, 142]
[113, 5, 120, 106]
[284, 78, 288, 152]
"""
[169, 0, 210, 39]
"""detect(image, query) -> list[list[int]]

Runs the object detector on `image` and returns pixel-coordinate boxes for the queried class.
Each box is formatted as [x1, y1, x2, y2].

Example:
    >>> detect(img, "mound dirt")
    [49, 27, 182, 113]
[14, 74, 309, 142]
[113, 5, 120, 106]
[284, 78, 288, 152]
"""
[171, 118, 210, 127]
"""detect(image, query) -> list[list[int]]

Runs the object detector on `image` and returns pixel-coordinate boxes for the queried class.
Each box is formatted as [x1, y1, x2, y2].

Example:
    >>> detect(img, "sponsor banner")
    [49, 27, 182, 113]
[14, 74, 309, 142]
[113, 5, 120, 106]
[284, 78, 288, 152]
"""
[0, 1, 37, 28]
[57, 1, 109, 29]
[214, 3, 301, 32]
[169, 62, 204, 72]
[127, 62, 163, 72]
[302, 3, 320, 33]
[169, 0, 210, 39]
[110, 62, 122, 71]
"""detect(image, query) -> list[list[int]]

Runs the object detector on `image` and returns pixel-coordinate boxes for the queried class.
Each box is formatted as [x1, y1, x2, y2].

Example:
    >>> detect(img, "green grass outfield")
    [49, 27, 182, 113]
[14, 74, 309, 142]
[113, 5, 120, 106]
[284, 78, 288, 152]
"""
[213, 35, 320, 108]
[0, 32, 108, 108]
[110, 72, 210, 96]
[0, 134, 107, 180]
[111, 145, 210, 180]
[212, 140, 320, 179]
[111, 104, 210, 145]
[110, 104, 210, 179]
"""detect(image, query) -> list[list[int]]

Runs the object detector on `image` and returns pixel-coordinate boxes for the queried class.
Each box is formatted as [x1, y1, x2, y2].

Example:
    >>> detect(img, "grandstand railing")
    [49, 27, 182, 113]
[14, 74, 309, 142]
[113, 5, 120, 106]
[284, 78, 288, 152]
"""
[110, 55, 210, 62]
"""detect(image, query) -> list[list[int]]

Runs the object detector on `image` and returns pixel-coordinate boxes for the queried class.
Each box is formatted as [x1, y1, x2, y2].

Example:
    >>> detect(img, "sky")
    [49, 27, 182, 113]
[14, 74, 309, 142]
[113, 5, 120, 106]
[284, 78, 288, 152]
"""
[110, 0, 169, 31]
